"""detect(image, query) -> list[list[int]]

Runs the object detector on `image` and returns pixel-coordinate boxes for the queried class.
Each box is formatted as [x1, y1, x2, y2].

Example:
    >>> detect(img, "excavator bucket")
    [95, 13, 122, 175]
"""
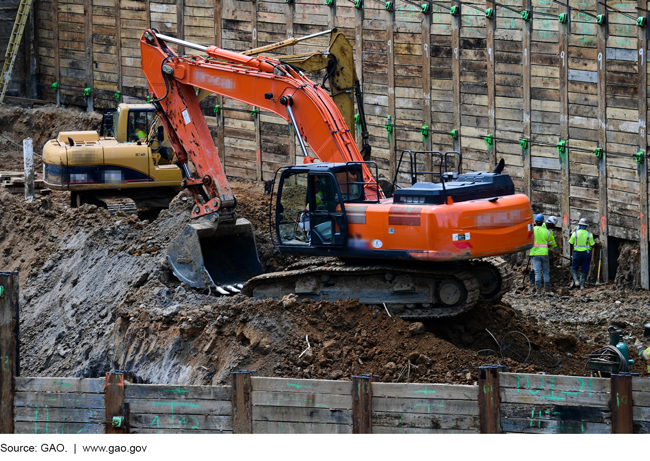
[166, 217, 263, 291]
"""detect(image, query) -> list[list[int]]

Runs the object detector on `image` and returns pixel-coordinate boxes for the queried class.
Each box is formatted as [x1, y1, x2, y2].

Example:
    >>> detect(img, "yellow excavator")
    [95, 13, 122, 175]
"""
[42, 28, 370, 212]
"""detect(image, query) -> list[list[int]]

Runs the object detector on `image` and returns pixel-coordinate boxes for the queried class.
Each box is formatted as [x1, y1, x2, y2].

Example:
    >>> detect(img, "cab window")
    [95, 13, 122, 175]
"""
[335, 170, 363, 202]
[127, 110, 156, 143]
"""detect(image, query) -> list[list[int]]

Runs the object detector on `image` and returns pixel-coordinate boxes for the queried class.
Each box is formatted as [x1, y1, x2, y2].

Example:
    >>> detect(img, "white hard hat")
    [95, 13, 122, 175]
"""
[578, 218, 588, 226]
[546, 216, 557, 226]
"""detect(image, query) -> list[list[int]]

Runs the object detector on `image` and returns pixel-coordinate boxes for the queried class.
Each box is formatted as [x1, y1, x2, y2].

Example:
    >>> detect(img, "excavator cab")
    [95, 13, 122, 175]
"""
[274, 163, 367, 250]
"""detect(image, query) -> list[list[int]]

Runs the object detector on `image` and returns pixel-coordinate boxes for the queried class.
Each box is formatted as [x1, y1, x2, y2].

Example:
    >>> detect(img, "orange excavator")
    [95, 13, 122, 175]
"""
[140, 30, 534, 318]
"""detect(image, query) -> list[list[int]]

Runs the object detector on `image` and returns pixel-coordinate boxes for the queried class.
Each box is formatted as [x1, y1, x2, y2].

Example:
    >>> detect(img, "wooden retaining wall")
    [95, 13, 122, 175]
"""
[3, 369, 650, 434]
[4, 0, 650, 284]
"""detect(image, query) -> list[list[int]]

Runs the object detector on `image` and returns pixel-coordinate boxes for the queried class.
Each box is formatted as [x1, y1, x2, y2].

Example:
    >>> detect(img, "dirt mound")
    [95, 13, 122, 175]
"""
[0, 105, 102, 171]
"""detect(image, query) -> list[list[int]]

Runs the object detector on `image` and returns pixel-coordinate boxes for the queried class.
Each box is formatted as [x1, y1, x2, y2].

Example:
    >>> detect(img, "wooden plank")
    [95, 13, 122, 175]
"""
[522, 0, 531, 196]
[501, 402, 611, 423]
[15, 422, 105, 434]
[15, 378, 104, 394]
[387, 6, 396, 179]
[372, 382, 478, 400]
[372, 397, 479, 415]
[639, 0, 649, 290]
[125, 384, 231, 400]
[14, 392, 105, 409]
[0, 272, 18, 434]
[478, 365, 500, 433]
[231, 371, 253, 434]
[252, 390, 352, 410]
[372, 411, 479, 430]
[105, 373, 128, 434]
[253, 420, 351, 434]
[14, 407, 106, 424]
[126, 399, 231, 415]
[500, 373, 610, 393]
[253, 405, 352, 425]
[597, 0, 608, 281]
[500, 388, 610, 407]
[251, 377, 353, 395]
[611, 374, 633, 433]
[372, 426, 477, 434]
[502, 418, 611, 434]
[130, 413, 231, 431]
[486, 0, 495, 169]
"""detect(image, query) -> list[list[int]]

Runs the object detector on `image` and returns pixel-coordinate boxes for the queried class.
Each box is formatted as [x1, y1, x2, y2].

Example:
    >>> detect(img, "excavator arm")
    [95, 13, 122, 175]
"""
[140, 29, 380, 220]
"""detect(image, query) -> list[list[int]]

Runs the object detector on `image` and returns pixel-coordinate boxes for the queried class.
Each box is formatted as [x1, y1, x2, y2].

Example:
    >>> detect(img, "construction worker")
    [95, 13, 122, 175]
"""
[529, 216, 558, 284]
[636, 324, 650, 375]
[135, 121, 148, 143]
[569, 218, 595, 290]
[530, 213, 557, 294]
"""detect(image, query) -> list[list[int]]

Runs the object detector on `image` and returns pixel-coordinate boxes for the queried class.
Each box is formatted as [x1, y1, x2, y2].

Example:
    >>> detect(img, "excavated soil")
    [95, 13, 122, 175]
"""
[0, 105, 102, 171]
[2, 104, 649, 385]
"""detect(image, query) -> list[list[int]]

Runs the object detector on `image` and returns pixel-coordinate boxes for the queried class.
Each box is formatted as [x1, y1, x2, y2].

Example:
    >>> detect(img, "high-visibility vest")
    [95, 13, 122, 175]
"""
[530, 225, 555, 256]
[643, 347, 650, 374]
[136, 129, 147, 142]
[570, 229, 593, 252]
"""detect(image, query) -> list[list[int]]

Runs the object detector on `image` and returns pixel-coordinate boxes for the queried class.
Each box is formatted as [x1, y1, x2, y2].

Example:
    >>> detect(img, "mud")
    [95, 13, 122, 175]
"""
[2, 104, 649, 385]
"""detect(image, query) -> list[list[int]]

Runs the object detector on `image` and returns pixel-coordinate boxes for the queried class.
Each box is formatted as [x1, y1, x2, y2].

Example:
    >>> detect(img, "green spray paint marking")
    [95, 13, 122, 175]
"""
[163, 386, 190, 394]
[526, 375, 543, 395]
[151, 416, 160, 428]
[47, 398, 57, 401]
[77, 428, 84, 434]
[53, 382, 71, 387]
[414, 403, 444, 413]
[358, 383, 361, 398]
[45, 405, 49, 434]
[34, 405, 38, 434]
[315, 404, 330, 408]
[561, 377, 584, 396]
[517, 375, 521, 393]
[152, 402, 201, 428]
[530, 409, 534, 426]
[540, 395, 565, 401]
[413, 386, 436, 396]
[190, 417, 200, 429]
[588, 378, 593, 397]
[288, 382, 312, 390]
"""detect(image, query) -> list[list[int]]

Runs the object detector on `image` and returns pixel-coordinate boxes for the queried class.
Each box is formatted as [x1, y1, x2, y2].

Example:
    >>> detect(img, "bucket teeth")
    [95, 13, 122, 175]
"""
[215, 286, 230, 295]
[236, 283, 244, 289]
[226, 285, 241, 293]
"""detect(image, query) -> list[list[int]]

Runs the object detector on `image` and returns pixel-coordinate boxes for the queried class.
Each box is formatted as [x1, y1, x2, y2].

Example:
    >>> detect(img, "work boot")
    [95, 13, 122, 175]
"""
[570, 269, 579, 289]
[535, 281, 542, 294]
[579, 273, 587, 290]
[545, 282, 552, 295]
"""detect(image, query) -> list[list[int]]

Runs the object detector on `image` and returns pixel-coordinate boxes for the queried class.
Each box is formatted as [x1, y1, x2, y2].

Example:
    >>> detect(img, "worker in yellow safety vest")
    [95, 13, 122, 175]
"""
[135, 122, 148, 143]
[569, 218, 595, 290]
[530, 213, 557, 294]
[636, 324, 650, 375]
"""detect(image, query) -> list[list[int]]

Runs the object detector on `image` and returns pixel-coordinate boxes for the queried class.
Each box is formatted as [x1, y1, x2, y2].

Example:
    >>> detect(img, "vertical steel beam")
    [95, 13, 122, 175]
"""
[352, 375, 373, 433]
[52, 0, 60, 106]
[177, 0, 184, 55]
[23, 139, 34, 200]
[486, 0, 496, 168]
[355, 2, 364, 150]
[231, 371, 253, 434]
[639, 0, 649, 290]
[387, 6, 396, 179]
[522, 0, 531, 197]
[559, 2, 570, 262]
[215, 0, 225, 170]
[252, 0, 262, 181]
[115, 0, 122, 96]
[84, 0, 93, 112]
[451, 0, 461, 154]
[0, 272, 18, 434]
[478, 365, 501, 433]
[146, 0, 151, 29]
[422, 9, 432, 174]
[105, 373, 129, 434]
[287, 0, 296, 166]
[611, 373, 633, 433]
[597, 1, 609, 281]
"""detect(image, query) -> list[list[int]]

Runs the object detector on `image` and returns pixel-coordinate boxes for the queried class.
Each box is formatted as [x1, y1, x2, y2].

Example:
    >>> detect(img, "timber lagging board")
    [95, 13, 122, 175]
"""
[25, 0, 650, 282]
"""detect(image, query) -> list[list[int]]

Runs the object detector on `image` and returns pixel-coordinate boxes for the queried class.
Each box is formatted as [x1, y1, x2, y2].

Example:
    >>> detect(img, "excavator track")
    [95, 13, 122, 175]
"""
[103, 197, 138, 215]
[470, 256, 513, 302]
[242, 261, 481, 319]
